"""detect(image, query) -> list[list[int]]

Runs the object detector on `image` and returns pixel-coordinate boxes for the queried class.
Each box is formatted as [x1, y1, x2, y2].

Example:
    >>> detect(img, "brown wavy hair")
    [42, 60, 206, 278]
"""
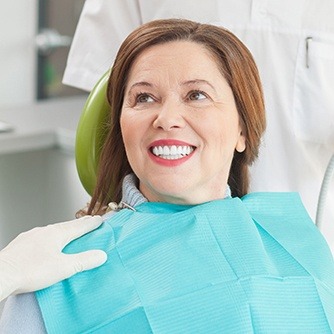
[85, 18, 266, 215]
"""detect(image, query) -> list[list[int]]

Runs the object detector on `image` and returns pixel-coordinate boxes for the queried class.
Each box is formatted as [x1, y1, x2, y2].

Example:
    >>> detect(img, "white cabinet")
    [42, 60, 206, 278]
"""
[0, 148, 89, 249]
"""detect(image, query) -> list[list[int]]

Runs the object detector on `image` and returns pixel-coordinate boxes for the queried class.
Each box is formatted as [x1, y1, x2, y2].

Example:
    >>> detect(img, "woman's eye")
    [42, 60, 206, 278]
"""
[188, 91, 207, 101]
[136, 93, 154, 103]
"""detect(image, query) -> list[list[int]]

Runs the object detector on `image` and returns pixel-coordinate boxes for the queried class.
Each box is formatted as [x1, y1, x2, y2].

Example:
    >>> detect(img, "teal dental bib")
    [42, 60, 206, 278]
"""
[36, 193, 334, 333]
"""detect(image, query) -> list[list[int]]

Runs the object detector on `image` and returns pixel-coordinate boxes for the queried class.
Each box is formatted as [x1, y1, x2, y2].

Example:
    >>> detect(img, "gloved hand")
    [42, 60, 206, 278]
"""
[0, 216, 107, 302]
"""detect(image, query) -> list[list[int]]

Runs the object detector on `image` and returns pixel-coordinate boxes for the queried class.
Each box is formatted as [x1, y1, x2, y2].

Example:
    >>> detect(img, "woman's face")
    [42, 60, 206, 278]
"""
[121, 41, 246, 204]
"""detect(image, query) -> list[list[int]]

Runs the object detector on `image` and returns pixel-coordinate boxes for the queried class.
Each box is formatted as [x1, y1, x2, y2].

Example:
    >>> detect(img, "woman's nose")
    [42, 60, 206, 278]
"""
[152, 100, 186, 131]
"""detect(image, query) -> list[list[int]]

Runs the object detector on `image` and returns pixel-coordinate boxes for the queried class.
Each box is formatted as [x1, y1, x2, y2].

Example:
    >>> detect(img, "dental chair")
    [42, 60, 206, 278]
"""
[75, 72, 334, 229]
[75, 71, 110, 196]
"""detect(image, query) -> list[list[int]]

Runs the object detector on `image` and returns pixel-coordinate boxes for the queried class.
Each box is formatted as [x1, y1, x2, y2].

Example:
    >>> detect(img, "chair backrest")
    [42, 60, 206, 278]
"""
[75, 71, 110, 196]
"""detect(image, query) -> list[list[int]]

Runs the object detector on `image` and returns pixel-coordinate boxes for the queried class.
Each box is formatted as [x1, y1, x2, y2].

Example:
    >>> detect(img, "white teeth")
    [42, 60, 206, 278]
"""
[170, 145, 177, 155]
[163, 146, 169, 155]
[151, 145, 194, 160]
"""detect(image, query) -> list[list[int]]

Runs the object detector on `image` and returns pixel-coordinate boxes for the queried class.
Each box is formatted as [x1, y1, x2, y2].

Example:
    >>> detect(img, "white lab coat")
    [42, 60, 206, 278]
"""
[63, 0, 334, 251]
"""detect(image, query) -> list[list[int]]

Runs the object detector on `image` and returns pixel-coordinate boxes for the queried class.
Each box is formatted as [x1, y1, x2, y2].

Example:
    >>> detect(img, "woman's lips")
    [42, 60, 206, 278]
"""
[148, 140, 196, 166]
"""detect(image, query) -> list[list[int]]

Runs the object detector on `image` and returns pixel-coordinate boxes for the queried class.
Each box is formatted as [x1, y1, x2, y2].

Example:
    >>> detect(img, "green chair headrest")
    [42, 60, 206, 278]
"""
[75, 72, 110, 196]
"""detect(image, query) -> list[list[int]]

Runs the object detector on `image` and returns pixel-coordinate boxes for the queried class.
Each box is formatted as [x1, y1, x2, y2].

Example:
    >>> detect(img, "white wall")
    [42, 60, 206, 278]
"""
[0, 0, 37, 108]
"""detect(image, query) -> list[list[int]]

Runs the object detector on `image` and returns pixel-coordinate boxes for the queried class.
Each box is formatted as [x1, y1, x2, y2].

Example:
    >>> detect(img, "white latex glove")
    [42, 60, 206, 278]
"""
[0, 216, 107, 302]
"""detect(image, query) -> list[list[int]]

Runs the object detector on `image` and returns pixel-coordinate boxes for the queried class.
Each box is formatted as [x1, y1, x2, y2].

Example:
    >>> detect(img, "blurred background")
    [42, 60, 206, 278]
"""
[0, 0, 89, 249]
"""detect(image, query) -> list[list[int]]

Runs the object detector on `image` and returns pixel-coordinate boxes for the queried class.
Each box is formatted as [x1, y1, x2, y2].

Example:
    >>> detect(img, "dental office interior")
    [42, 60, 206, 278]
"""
[0, 0, 89, 251]
[1, 0, 334, 307]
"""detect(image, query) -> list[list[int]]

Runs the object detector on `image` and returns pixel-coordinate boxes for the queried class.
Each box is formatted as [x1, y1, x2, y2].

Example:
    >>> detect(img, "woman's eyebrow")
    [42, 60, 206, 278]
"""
[181, 79, 217, 92]
[127, 81, 153, 94]
[127, 79, 217, 95]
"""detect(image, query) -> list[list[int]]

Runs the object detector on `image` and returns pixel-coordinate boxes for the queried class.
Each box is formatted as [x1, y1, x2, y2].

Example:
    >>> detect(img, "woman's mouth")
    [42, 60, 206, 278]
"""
[150, 145, 195, 160]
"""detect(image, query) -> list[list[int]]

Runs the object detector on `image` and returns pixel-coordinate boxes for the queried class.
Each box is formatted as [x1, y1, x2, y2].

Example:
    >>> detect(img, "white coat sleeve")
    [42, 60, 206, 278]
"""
[62, 0, 143, 91]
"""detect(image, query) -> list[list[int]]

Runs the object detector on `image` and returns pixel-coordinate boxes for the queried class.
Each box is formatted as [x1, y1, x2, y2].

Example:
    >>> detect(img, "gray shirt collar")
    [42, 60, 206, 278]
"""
[120, 173, 232, 209]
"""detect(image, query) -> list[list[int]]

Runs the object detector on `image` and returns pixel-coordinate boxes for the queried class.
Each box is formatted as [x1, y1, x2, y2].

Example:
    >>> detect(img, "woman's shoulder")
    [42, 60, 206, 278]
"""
[241, 191, 315, 227]
[64, 209, 133, 255]
[241, 191, 306, 213]
[62, 212, 118, 255]
[240, 191, 318, 244]
[241, 192, 334, 283]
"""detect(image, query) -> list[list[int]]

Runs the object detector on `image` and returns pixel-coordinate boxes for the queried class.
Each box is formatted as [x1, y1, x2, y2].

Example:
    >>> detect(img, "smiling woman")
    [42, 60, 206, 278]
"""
[120, 40, 246, 204]
[87, 18, 265, 214]
[1, 18, 334, 334]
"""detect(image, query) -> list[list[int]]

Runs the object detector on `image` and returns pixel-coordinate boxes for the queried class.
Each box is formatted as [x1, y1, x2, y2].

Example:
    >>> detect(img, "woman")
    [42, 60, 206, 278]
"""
[1, 19, 333, 333]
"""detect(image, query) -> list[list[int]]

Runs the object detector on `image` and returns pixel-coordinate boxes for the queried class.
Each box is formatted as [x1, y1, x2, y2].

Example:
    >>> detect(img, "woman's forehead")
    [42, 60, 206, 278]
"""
[126, 41, 225, 87]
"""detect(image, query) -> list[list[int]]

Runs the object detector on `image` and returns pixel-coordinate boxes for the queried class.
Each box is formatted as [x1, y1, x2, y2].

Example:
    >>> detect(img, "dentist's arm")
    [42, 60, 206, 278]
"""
[0, 216, 107, 302]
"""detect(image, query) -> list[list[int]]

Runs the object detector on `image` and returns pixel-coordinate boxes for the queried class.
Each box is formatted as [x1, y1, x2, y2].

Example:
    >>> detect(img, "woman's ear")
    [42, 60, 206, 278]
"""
[235, 129, 246, 153]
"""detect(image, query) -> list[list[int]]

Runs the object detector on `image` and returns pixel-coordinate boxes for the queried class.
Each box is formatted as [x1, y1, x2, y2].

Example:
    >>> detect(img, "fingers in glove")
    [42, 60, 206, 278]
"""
[55, 216, 104, 246]
[63, 250, 108, 277]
